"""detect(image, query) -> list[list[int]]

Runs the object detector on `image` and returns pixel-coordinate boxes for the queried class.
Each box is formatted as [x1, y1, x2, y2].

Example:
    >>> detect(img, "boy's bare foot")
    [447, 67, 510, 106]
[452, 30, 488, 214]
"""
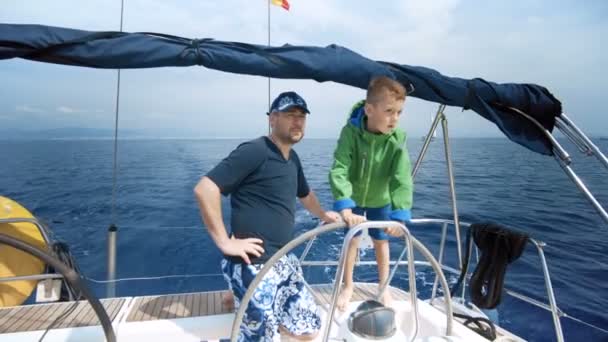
[380, 290, 393, 308]
[337, 285, 354, 311]
[222, 291, 235, 310]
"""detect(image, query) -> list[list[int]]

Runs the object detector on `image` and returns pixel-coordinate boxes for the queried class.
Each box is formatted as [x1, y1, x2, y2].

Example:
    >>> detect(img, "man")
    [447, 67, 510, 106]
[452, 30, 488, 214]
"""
[194, 91, 340, 341]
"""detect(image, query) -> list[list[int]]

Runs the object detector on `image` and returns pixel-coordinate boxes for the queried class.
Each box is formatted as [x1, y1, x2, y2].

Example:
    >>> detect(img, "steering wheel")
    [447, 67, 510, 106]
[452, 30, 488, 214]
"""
[0, 233, 116, 342]
[230, 222, 454, 342]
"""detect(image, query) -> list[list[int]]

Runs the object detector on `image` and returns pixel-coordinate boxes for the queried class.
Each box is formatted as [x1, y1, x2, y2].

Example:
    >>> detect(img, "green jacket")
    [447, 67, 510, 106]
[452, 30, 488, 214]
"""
[329, 100, 413, 221]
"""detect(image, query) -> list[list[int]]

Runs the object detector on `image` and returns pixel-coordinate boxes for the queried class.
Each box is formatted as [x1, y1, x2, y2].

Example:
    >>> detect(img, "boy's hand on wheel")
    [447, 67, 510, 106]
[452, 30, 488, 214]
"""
[385, 225, 404, 237]
[340, 209, 366, 227]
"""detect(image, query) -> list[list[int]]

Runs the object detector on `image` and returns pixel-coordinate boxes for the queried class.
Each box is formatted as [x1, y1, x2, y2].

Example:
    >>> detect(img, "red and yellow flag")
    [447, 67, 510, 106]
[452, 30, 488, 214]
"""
[271, 0, 290, 11]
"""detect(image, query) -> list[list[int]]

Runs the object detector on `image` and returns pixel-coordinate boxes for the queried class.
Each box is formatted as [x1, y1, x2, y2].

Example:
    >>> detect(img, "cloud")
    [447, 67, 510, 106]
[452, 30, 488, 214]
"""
[56, 106, 87, 114]
[56, 106, 107, 114]
[527, 15, 543, 25]
[15, 105, 43, 113]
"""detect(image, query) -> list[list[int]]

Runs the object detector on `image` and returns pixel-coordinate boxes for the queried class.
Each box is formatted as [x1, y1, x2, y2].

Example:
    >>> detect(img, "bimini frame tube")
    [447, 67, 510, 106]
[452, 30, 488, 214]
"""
[557, 159, 608, 223]
[412, 104, 464, 267]
[558, 113, 608, 170]
[554, 119, 591, 155]
[441, 113, 463, 268]
[413, 104, 444, 178]
[508, 107, 608, 225]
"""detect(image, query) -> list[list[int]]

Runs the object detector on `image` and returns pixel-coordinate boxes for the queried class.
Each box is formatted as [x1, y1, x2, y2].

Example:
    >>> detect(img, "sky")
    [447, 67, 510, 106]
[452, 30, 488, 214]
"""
[1, 0, 607, 138]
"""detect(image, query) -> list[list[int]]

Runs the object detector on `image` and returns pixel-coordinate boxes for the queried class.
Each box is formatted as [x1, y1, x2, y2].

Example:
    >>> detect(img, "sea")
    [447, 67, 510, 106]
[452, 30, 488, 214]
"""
[1, 137, 607, 341]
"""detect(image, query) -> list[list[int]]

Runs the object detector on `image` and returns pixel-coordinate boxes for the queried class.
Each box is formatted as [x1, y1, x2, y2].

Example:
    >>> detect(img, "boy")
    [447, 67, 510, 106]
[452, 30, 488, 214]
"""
[329, 76, 413, 310]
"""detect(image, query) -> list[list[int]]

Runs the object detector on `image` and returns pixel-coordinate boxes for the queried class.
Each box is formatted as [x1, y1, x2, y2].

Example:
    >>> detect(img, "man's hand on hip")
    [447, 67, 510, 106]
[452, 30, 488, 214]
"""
[219, 236, 265, 264]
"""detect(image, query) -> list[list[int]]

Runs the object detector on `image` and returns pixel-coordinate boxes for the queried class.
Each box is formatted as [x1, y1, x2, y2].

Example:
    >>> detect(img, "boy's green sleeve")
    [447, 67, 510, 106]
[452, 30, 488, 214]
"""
[329, 126, 357, 211]
[389, 147, 413, 221]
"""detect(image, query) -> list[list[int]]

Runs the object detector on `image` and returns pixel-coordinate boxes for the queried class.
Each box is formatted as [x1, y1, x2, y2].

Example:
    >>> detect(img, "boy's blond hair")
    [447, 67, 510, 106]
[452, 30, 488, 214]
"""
[366, 76, 407, 104]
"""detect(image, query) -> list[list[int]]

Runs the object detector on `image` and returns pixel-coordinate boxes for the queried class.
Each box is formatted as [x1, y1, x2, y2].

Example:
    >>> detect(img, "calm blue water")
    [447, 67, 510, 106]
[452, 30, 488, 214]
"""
[1, 137, 607, 341]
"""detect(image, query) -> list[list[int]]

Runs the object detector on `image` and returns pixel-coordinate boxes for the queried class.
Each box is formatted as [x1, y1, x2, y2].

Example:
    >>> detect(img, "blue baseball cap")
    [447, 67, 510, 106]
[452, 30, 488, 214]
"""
[268, 91, 310, 115]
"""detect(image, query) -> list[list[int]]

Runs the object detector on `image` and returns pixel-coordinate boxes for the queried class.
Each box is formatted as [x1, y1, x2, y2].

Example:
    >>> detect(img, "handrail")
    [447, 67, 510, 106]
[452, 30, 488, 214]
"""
[412, 218, 565, 342]
[0, 273, 63, 282]
[0, 233, 116, 342]
[0, 217, 65, 284]
[296, 217, 568, 342]
[298, 219, 563, 329]
[0, 217, 53, 245]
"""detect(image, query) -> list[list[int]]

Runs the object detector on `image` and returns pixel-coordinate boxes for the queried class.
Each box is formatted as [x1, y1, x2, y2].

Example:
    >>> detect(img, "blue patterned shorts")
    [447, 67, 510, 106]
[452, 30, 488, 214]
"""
[221, 253, 321, 341]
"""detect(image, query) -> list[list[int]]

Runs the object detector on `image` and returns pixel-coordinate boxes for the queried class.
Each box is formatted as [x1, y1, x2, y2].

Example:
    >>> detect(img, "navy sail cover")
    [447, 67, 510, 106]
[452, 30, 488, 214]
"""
[0, 24, 562, 155]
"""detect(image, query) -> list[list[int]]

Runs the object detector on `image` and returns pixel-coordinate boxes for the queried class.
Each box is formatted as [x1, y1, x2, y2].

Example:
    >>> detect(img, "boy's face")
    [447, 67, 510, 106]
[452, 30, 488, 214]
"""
[364, 91, 405, 134]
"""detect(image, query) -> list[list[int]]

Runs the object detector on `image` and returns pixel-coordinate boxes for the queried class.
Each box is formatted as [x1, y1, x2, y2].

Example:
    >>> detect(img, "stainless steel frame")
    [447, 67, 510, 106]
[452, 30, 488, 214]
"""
[413, 105, 464, 268]
[559, 114, 608, 170]
[507, 107, 608, 224]
[406, 102, 605, 340]
[412, 105, 608, 281]
[230, 222, 455, 342]
[303, 218, 566, 342]
[296, 218, 565, 341]
[441, 113, 463, 268]
[413, 104, 444, 178]
[424, 218, 564, 342]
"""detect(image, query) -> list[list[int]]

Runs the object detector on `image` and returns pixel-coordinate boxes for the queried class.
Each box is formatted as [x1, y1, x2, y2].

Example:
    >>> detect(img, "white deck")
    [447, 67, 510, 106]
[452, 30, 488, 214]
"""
[0, 283, 524, 341]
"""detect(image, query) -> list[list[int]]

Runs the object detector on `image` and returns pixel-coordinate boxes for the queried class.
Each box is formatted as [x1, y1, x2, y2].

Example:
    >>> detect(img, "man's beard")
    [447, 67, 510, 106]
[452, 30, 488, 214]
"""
[275, 129, 303, 144]
[289, 131, 304, 143]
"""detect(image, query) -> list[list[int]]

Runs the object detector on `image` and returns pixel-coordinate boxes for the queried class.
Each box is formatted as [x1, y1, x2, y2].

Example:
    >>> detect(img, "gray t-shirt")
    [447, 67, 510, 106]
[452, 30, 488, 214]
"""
[206, 137, 310, 263]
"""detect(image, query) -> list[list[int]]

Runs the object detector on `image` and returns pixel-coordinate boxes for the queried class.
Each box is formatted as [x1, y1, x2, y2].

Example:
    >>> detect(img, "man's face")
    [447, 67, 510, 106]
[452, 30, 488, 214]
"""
[365, 91, 405, 134]
[270, 108, 307, 144]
